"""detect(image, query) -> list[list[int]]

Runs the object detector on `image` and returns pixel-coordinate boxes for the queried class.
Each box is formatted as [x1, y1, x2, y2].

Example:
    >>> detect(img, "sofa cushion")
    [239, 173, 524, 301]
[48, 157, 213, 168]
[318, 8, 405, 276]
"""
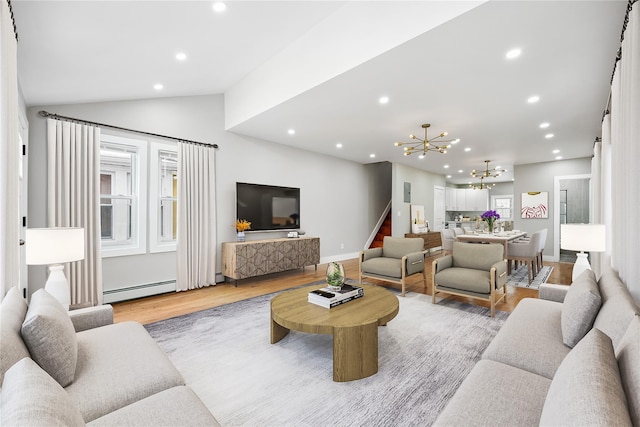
[433, 359, 551, 427]
[381, 236, 423, 259]
[539, 328, 632, 427]
[435, 268, 492, 294]
[1, 358, 85, 427]
[0, 286, 30, 384]
[88, 386, 221, 427]
[66, 321, 185, 422]
[361, 257, 402, 279]
[21, 289, 78, 387]
[561, 269, 601, 347]
[593, 266, 640, 349]
[616, 315, 640, 426]
[482, 298, 570, 379]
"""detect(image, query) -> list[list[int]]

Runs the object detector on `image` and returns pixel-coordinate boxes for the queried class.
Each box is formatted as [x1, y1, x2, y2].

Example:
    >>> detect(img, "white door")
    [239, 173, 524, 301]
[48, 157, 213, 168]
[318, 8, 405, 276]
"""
[434, 186, 445, 231]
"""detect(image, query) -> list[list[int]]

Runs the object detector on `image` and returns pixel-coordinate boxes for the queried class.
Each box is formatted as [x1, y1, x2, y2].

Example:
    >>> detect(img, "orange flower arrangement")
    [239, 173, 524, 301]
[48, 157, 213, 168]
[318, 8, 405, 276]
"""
[235, 219, 251, 232]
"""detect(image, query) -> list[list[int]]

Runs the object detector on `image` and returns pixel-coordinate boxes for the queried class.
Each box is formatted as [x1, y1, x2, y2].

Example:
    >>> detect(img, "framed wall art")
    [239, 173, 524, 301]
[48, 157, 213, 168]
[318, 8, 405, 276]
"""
[521, 191, 548, 218]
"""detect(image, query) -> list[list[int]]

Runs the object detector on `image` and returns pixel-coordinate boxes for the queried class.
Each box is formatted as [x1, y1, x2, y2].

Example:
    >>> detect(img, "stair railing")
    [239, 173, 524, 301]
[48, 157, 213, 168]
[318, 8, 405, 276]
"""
[364, 200, 392, 249]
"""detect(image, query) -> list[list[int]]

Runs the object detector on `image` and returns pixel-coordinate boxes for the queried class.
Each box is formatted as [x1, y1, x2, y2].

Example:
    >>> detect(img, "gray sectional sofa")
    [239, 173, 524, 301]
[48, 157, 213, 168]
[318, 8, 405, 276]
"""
[0, 287, 220, 426]
[434, 266, 640, 426]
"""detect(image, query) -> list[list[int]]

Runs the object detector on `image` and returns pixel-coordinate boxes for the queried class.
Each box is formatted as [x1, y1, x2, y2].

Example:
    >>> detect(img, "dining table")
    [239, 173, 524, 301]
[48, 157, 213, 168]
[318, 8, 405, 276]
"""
[455, 230, 528, 255]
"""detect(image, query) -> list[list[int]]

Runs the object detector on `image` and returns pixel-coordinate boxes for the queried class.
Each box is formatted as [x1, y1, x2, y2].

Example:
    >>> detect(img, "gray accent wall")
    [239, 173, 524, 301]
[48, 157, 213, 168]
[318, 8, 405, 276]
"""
[26, 95, 386, 298]
[392, 163, 447, 236]
[513, 158, 592, 259]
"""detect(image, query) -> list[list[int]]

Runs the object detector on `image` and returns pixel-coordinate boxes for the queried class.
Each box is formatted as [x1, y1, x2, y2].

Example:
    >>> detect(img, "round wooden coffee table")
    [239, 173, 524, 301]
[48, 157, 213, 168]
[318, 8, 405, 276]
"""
[270, 283, 399, 382]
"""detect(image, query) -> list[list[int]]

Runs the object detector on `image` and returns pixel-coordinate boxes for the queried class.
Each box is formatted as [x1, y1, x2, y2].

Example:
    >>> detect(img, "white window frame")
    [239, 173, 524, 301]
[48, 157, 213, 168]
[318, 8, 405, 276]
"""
[149, 142, 178, 253]
[100, 134, 147, 258]
[491, 194, 514, 221]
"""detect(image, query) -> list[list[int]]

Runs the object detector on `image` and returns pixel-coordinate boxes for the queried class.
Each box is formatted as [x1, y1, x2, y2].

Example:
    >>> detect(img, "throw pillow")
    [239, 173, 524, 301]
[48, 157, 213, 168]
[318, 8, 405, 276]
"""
[21, 289, 78, 387]
[1, 358, 85, 426]
[561, 269, 601, 347]
[539, 328, 632, 426]
[0, 286, 31, 384]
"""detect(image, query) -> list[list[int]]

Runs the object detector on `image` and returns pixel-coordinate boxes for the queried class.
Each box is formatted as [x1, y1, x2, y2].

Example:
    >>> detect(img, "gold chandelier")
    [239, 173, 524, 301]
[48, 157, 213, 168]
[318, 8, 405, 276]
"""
[394, 123, 458, 157]
[469, 160, 507, 189]
[469, 176, 494, 190]
[471, 160, 506, 178]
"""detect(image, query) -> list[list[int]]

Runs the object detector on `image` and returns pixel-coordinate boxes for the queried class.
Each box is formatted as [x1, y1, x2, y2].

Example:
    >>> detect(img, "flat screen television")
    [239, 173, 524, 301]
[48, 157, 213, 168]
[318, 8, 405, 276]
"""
[236, 182, 300, 231]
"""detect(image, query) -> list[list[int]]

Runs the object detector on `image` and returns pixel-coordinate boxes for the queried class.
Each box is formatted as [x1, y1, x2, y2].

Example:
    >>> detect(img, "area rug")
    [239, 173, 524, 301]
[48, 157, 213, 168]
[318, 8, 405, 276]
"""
[507, 265, 553, 289]
[145, 284, 509, 427]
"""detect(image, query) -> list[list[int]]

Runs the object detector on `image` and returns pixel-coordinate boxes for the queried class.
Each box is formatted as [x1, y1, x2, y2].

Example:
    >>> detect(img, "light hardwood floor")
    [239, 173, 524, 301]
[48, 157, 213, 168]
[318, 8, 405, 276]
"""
[113, 253, 574, 325]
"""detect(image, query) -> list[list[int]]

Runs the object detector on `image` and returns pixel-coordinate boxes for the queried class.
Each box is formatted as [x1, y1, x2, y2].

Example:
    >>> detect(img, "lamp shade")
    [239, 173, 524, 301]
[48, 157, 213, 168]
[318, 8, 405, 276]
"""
[26, 228, 85, 265]
[560, 224, 606, 252]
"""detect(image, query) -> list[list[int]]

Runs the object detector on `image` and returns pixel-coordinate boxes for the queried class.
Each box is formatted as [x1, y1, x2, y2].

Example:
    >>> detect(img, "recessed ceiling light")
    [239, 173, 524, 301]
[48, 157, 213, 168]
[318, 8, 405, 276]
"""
[539, 122, 550, 128]
[175, 52, 187, 61]
[336, 143, 342, 148]
[552, 149, 560, 154]
[287, 129, 295, 135]
[506, 48, 522, 59]
[528, 95, 540, 103]
[556, 156, 563, 160]
[212, 2, 226, 13]
[458, 170, 463, 173]
[369, 153, 376, 158]
[444, 165, 449, 169]
[153, 83, 163, 90]
[464, 147, 471, 152]
[545, 133, 554, 139]
[446, 175, 452, 179]
[379, 96, 389, 104]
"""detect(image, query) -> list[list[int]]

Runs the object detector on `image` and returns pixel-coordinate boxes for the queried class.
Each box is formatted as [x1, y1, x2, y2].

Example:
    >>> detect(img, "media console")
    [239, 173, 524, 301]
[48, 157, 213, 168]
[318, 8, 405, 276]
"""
[222, 237, 320, 283]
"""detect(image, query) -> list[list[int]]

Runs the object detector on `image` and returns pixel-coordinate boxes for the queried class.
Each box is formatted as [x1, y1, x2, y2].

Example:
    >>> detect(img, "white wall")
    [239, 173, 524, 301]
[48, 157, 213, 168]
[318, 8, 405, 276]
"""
[26, 95, 383, 298]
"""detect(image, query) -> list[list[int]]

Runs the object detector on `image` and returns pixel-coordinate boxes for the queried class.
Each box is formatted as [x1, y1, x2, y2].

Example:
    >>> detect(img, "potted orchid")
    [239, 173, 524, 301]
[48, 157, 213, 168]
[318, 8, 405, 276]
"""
[481, 210, 500, 233]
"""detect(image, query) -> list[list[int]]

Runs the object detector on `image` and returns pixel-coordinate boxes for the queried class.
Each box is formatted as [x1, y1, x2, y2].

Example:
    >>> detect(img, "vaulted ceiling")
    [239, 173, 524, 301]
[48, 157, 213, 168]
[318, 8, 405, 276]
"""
[13, 1, 628, 185]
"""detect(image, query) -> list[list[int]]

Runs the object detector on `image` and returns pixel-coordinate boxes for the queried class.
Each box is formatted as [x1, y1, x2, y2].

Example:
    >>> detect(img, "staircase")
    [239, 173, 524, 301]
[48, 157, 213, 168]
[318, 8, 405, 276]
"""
[369, 211, 392, 248]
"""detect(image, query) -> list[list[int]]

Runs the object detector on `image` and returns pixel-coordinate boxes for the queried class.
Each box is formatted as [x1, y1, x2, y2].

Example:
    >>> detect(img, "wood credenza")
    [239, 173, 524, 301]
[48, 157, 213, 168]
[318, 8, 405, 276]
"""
[222, 237, 320, 281]
[404, 231, 442, 252]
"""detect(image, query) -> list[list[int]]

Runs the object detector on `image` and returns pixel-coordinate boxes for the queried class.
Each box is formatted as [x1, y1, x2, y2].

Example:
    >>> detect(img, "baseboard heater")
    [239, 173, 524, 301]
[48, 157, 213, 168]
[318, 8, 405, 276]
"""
[103, 280, 176, 304]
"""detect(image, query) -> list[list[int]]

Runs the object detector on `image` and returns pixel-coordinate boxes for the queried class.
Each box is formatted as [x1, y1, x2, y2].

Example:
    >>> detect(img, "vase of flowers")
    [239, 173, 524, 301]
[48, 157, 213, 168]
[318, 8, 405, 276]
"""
[236, 219, 251, 242]
[326, 262, 345, 291]
[481, 210, 500, 233]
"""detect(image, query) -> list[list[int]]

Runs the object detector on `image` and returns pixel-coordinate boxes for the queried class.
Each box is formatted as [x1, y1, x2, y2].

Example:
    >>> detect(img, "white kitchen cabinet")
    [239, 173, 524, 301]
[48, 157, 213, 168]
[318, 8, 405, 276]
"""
[446, 188, 488, 211]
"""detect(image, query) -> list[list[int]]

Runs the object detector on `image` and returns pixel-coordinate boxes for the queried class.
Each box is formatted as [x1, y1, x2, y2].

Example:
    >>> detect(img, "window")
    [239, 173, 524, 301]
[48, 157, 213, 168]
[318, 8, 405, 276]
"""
[492, 195, 513, 220]
[149, 143, 178, 252]
[99, 135, 147, 257]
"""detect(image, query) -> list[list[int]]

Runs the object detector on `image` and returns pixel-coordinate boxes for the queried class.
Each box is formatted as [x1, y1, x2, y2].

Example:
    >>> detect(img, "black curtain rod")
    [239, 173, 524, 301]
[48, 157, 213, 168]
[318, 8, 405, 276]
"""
[38, 110, 219, 149]
[7, 0, 19, 42]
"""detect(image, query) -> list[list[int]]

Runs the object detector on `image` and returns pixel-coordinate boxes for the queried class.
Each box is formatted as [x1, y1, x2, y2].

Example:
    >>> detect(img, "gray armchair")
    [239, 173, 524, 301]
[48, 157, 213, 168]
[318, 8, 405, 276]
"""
[432, 242, 507, 317]
[359, 236, 427, 297]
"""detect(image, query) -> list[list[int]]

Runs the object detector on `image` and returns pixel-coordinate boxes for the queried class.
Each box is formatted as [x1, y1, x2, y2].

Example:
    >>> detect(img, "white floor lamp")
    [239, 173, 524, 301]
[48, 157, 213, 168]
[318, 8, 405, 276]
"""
[26, 228, 85, 310]
[560, 224, 606, 281]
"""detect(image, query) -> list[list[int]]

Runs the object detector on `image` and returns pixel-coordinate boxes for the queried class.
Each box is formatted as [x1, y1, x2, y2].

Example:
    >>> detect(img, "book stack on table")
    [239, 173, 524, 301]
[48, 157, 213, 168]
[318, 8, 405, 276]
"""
[307, 284, 364, 308]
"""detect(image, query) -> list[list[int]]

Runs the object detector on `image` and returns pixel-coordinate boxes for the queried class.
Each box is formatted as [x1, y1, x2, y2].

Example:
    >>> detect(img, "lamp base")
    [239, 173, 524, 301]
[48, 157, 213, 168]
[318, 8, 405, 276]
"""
[571, 252, 591, 282]
[44, 264, 70, 310]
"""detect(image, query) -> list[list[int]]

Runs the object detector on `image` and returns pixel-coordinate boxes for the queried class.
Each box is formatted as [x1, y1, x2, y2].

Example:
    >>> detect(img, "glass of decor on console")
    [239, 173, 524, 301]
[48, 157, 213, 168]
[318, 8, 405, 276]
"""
[481, 210, 500, 234]
[326, 262, 345, 291]
[236, 219, 251, 242]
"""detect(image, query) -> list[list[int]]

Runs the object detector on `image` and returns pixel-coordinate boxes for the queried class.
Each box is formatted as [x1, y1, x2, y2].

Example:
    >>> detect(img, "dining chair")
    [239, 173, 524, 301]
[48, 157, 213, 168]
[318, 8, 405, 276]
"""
[506, 231, 542, 284]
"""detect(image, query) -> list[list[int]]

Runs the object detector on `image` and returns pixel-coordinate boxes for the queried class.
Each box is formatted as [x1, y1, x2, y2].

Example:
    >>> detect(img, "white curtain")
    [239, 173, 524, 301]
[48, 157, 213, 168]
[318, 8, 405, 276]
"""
[592, 115, 613, 277]
[176, 142, 216, 291]
[47, 119, 103, 306]
[607, 0, 640, 302]
[0, 0, 20, 299]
